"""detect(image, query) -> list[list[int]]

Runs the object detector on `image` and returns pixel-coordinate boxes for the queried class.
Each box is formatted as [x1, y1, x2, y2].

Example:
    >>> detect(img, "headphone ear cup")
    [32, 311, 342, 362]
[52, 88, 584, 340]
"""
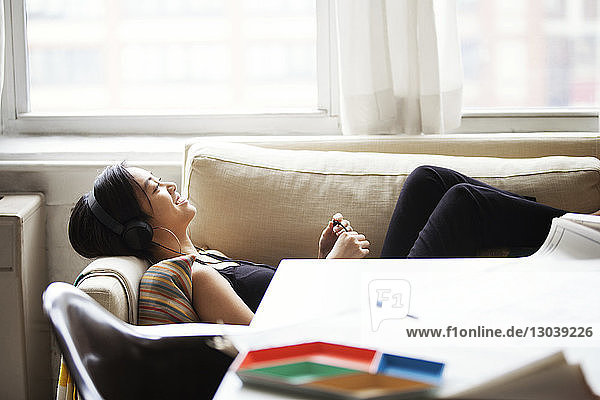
[122, 220, 153, 250]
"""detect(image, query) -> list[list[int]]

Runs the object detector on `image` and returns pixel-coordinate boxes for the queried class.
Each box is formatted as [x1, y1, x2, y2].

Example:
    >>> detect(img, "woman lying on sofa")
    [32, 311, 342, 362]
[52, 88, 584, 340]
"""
[69, 163, 596, 325]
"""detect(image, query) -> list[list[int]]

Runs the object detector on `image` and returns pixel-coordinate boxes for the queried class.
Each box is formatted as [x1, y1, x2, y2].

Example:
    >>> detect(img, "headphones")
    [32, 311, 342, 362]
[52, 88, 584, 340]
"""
[87, 189, 154, 250]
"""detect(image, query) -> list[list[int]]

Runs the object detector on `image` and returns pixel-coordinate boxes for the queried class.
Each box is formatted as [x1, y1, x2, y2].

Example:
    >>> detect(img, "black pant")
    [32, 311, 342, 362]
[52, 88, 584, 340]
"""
[381, 166, 567, 258]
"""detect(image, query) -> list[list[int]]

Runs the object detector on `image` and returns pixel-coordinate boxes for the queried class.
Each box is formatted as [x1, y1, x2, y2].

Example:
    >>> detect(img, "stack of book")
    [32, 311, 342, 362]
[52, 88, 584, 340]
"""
[446, 351, 597, 400]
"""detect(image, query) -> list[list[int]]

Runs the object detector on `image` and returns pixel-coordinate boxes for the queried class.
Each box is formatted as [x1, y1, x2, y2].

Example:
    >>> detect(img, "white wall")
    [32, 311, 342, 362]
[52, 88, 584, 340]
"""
[0, 163, 181, 282]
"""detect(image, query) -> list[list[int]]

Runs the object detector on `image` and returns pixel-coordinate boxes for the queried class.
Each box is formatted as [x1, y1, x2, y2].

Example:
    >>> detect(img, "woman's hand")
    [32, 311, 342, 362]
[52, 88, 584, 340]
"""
[318, 213, 352, 258]
[326, 231, 370, 259]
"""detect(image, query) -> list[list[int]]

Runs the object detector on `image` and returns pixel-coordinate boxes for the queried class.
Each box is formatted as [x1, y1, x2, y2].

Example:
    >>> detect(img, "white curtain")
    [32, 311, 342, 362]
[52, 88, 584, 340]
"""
[335, 0, 463, 135]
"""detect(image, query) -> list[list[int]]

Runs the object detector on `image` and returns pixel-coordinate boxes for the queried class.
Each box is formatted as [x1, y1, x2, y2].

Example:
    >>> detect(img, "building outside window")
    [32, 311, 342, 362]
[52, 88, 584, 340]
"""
[26, 0, 318, 114]
[458, 0, 599, 109]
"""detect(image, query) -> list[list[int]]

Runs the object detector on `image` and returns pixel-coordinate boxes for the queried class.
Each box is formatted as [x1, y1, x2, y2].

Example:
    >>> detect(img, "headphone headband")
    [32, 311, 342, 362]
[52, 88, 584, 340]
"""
[86, 188, 153, 250]
[87, 189, 125, 235]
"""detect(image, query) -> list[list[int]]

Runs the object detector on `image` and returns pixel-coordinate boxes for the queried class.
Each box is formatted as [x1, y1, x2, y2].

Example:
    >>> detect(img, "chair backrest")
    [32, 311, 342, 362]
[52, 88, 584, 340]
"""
[44, 282, 234, 400]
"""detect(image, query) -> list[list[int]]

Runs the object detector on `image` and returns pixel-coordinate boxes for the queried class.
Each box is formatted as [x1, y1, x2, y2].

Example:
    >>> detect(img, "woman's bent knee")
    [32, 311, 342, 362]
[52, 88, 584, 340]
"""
[404, 165, 446, 190]
[442, 182, 477, 201]
[437, 183, 479, 214]
[407, 165, 442, 181]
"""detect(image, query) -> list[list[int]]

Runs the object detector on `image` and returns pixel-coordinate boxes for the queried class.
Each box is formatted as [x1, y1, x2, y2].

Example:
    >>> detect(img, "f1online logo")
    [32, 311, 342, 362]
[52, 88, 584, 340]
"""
[368, 279, 411, 331]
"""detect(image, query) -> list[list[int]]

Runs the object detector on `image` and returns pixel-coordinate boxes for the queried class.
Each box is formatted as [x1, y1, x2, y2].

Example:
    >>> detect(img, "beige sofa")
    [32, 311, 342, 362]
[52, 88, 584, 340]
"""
[74, 134, 600, 323]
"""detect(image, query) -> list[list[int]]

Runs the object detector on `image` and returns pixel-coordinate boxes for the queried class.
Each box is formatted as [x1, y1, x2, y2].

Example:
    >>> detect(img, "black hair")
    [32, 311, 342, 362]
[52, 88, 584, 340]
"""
[68, 162, 152, 259]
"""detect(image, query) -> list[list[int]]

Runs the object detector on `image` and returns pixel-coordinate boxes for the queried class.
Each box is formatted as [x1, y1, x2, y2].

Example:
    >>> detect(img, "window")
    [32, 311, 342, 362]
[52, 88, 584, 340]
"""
[2, 0, 338, 134]
[1, 0, 597, 135]
[26, 0, 318, 113]
[458, 0, 600, 109]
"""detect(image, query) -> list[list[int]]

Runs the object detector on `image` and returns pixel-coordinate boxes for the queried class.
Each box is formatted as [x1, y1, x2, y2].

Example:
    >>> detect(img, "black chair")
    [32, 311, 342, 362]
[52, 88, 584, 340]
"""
[43, 282, 235, 400]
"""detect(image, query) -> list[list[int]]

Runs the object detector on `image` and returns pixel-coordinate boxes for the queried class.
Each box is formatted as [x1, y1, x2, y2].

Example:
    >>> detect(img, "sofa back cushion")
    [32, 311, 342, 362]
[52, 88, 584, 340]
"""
[184, 142, 600, 266]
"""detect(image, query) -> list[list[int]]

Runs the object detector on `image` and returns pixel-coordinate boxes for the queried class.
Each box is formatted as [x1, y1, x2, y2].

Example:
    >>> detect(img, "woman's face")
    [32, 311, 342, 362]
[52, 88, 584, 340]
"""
[128, 167, 196, 234]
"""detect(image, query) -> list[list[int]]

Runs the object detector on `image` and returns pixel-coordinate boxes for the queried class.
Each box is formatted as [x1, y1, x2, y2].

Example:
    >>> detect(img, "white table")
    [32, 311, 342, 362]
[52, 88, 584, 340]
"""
[214, 218, 600, 399]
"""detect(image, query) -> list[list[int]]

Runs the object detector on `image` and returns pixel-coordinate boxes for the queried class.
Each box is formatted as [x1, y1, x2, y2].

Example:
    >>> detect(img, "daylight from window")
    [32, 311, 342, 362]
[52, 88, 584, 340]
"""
[25, 0, 600, 114]
[26, 0, 317, 113]
[458, 0, 600, 109]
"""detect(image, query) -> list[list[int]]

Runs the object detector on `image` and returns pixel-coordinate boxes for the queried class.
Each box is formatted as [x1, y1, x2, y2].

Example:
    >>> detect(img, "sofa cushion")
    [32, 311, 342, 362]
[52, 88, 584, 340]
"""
[184, 142, 600, 266]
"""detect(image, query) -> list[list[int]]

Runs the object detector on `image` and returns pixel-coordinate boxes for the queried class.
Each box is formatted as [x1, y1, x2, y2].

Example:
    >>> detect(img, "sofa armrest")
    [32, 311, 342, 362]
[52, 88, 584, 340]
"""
[75, 256, 149, 324]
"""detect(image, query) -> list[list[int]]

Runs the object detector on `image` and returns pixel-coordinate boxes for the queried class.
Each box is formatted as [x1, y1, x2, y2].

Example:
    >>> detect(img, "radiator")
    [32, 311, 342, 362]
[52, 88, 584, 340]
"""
[0, 194, 51, 399]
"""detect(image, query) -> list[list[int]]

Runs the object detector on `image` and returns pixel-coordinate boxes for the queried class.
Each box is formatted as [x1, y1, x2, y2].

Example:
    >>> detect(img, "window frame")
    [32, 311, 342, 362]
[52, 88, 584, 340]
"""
[2, 0, 340, 135]
[1, 0, 598, 136]
[458, 109, 599, 133]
